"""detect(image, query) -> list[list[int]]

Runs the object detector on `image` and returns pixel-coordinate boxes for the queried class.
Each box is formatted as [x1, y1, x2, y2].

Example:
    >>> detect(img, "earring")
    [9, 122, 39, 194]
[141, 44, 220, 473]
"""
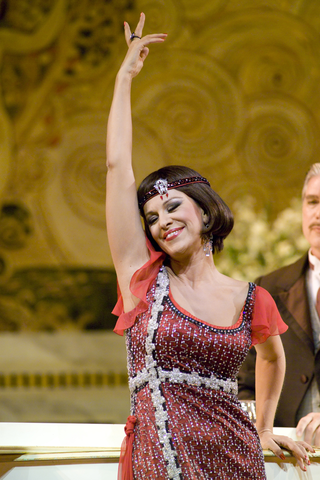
[203, 242, 211, 257]
[203, 232, 213, 257]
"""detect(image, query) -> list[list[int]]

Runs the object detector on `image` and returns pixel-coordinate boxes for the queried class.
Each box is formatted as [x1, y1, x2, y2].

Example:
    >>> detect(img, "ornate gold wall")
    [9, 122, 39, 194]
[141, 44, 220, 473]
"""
[1, 0, 320, 329]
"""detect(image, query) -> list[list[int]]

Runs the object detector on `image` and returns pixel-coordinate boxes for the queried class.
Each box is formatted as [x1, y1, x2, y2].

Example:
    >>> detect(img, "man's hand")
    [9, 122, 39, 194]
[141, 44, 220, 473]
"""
[296, 412, 320, 446]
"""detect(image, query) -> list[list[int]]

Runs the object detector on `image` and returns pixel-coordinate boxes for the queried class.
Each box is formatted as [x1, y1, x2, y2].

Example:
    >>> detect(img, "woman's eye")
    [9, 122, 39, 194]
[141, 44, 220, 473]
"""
[147, 216, 157, 226]
[167, 202, 180, 212]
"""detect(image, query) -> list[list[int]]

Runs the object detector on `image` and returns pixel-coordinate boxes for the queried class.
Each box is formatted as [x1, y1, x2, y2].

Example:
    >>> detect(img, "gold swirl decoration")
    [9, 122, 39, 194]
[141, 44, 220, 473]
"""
[131, 118, 169, 186]
[0, 202, 32, 250]
[195, 9, 320, 106]
[0, 107, 11, 200]
[38, 113, 109, 264]
[217, 170, 278, 214]
[14, 146, 56, 195]
[133, 50, 243, 169]
[298, 2, 320, 37]
[135, 0, 180, 38]
[136, 0, 227, 30]
[39, 114, 165, 265]
[239, 96, 318, 191]
[177, 0, 227, 21]
[0, 0, 66, 54]
[61, 143, 106, 230]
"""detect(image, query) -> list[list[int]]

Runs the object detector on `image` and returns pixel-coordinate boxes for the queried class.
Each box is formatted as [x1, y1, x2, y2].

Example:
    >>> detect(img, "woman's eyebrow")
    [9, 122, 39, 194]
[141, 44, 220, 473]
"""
[305, 194, 319, 200]
[145, 197, 181, 217]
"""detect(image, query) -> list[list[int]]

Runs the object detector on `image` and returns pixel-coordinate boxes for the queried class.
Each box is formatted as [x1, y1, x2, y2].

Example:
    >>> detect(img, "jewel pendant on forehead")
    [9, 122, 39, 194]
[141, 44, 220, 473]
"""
[154, 179, 168, 196]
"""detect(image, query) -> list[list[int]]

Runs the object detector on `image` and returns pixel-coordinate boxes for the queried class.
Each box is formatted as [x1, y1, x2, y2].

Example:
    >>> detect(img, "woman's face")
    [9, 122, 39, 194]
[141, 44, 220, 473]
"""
[143, 190, 205, 258]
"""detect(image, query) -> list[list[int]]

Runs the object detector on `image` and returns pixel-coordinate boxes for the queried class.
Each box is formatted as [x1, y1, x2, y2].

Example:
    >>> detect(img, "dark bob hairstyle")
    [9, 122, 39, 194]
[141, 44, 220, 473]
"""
[137, 166, 234, 255]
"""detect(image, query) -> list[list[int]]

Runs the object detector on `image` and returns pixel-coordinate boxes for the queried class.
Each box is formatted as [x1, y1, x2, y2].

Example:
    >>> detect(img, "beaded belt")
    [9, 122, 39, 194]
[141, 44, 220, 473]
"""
[129, 366, 238, 396]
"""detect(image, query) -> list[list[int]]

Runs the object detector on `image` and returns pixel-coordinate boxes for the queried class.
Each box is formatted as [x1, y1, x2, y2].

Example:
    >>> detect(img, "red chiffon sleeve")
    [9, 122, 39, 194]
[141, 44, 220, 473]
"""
[113, 238, 166, 336]
[251, 286, 288, 346]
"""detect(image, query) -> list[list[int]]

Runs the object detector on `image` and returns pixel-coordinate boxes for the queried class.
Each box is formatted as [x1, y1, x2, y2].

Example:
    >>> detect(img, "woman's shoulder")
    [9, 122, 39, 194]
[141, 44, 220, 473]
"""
[254, 284, 277, 305]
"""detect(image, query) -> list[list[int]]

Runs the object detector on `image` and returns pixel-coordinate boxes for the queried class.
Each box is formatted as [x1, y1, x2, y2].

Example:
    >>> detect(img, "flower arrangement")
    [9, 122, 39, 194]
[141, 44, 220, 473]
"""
[215, 197, 309, 281]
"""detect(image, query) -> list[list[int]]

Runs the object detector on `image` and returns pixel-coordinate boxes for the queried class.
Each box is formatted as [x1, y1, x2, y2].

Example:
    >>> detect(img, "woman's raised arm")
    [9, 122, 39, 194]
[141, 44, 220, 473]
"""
[106, 13, 166, 306]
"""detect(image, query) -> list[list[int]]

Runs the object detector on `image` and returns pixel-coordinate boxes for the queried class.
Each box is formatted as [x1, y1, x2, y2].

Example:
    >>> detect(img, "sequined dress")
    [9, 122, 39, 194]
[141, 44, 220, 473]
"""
[113, 241, 288, 480]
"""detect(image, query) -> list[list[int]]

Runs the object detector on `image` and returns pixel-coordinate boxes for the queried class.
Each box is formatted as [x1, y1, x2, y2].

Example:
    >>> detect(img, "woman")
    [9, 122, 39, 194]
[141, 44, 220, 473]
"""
[106, 13, 313, 479]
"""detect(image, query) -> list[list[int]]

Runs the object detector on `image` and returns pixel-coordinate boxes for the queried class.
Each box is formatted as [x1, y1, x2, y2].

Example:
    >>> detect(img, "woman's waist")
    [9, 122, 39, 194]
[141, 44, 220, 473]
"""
[129, 365, 238, 396]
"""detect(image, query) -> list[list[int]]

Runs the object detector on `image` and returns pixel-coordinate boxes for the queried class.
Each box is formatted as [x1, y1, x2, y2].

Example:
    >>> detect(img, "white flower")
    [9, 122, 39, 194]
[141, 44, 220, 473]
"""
[215, 196, 308, 281]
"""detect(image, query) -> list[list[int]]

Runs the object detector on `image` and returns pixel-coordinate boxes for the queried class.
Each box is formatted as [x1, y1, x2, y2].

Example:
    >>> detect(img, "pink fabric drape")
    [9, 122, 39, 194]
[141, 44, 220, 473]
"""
[118, 415, 137, 480]
[251, 286, 288, 345]
[113, 238, 165, 336]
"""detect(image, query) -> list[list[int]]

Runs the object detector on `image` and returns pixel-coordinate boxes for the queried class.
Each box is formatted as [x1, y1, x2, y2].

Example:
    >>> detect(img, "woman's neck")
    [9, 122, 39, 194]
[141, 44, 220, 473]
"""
[167, 251, 218, 287]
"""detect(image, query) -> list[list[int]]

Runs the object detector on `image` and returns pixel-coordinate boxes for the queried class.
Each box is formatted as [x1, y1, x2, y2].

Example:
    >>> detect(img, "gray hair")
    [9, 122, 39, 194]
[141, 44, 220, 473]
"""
[302, 163, 320, 198]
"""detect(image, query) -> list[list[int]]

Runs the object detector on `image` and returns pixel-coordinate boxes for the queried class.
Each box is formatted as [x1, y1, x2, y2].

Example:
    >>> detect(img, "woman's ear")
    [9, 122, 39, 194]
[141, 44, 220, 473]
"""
[201, 210, 209, 226]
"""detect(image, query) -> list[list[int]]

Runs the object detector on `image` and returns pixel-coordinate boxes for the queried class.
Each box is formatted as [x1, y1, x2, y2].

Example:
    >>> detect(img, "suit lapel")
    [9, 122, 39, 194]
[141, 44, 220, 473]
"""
[274, 254, 314, 352]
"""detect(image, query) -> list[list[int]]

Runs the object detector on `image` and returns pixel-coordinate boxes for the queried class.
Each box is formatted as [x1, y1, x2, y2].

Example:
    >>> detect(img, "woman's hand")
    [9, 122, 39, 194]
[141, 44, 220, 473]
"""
[259, 429, 315, 472]
[120, 13, 167, 79]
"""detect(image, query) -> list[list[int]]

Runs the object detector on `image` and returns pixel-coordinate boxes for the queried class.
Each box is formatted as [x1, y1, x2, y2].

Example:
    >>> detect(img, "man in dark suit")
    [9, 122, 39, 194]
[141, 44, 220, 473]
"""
[238, 163, 320, 446]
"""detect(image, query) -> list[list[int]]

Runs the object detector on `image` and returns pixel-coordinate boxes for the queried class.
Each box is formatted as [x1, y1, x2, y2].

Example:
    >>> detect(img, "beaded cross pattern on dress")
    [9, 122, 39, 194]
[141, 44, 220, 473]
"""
[138, 176, 210, 209]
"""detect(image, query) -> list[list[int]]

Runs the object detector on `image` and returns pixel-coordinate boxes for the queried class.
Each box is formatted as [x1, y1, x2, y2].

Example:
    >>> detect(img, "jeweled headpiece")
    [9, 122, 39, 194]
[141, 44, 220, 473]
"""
[139, 176, 210, 209]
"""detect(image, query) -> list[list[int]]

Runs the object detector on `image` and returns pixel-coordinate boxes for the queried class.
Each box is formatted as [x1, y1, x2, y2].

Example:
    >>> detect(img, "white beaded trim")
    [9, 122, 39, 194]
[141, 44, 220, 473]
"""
[158, 367, 238, 395]
[145, 266, 182, 480]
[129, 365, 238, 396]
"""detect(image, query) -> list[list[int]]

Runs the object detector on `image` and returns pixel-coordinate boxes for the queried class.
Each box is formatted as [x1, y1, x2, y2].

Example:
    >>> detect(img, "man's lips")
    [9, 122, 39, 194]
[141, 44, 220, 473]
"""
[163, 227, 183, 241]
[310, 224, 320, 230]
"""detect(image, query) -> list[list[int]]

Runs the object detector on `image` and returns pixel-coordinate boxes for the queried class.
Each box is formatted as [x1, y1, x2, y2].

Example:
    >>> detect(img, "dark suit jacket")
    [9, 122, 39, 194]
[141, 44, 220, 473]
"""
[238, 253, 320, 427]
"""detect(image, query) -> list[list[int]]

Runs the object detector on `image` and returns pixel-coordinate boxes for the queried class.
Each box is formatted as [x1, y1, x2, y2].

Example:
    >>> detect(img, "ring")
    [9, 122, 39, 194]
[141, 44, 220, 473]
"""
[130, 32, 141, 41]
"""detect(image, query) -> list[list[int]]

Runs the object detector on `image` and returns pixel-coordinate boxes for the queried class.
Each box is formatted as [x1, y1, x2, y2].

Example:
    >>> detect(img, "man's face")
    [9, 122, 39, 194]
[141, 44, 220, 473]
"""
[302, 175, 320, 258]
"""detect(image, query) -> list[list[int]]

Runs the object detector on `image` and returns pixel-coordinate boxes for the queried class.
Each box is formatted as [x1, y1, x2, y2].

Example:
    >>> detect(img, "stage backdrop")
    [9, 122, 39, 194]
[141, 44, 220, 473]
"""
[0, 0, 318, 331]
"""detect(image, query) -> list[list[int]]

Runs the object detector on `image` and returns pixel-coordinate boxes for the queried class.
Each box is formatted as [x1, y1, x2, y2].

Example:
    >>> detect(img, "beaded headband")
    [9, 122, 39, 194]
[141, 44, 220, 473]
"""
[139, 176, 210, 209]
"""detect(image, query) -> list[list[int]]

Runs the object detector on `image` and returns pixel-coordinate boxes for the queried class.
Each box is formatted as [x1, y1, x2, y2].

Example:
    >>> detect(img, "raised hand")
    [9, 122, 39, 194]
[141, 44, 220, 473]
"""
[120, 12, 167, 79]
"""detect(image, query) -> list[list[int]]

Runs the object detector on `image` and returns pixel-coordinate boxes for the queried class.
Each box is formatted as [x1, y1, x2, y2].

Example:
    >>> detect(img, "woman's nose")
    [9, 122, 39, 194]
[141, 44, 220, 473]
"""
[159, 212, 172, 229]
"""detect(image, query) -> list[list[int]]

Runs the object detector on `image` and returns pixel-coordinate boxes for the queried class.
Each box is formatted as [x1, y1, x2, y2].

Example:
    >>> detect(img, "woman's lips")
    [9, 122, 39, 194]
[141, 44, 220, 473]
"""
[164, 227, 183, 241]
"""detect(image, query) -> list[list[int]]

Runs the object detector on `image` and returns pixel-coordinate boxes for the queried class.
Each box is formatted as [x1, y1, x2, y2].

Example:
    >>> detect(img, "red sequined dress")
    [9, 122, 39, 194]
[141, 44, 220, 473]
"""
[113, 240, 288, 480]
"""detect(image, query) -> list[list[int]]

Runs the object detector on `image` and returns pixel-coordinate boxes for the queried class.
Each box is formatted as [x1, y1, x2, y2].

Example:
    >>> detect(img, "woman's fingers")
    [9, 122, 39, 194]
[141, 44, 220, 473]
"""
[260, 432, 315, 472]
[133, 12, 145, 38]
[124, 12, 166, 49]
[129, 33, 167, 48]
[124, 21, 131, 47]
[269, 435, 314, 471]
[124, 12, 145, 47]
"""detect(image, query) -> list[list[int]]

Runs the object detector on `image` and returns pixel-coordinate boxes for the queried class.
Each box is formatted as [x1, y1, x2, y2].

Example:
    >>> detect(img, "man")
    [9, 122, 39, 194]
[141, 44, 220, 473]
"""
[238, 163, 320, 446]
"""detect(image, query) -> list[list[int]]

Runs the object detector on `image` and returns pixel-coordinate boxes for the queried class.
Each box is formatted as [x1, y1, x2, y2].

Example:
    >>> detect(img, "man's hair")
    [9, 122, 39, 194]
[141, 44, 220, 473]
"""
[302, 163, 320, 198]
